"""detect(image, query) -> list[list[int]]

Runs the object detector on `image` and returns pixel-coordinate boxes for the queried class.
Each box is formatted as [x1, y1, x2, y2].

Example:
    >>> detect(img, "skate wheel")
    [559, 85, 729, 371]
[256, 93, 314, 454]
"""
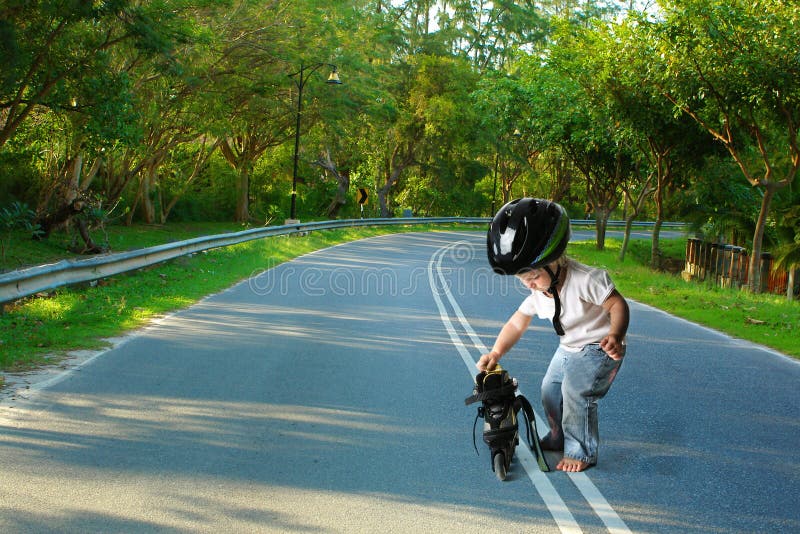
[493, 453, 507, 481]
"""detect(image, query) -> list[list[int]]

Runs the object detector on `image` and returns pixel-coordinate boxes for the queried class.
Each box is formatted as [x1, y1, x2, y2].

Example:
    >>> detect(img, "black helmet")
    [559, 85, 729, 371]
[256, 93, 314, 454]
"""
[487, 198, 571, 274]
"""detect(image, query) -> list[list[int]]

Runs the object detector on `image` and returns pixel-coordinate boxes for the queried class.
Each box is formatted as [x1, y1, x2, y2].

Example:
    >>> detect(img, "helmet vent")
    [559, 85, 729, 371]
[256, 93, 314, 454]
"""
[499, 228, 516, 255]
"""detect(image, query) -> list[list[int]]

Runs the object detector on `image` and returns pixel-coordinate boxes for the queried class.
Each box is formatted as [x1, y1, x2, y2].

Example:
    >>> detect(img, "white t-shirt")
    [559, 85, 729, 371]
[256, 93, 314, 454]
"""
[517, 258, 615, 351]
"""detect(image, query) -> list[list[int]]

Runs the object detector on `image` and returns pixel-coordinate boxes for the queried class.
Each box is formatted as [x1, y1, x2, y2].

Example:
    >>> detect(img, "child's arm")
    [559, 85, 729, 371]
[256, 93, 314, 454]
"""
[600, 289, 629, 360]
[477, 311, 532, 371]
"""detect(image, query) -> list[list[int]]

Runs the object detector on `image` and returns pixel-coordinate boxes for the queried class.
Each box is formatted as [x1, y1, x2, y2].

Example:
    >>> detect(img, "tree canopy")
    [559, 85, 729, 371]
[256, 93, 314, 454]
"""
[1, 0, 797, 293]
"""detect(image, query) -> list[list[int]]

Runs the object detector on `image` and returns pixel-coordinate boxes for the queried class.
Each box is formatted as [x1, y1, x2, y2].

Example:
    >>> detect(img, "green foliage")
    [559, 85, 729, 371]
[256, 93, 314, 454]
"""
[165, 154, 238, 222]
[649, 1, 800, 180]
[0, 201, 42, 264]
[772, 198, 800, 272]
[0, 0, 796, 266]
[674, 157, 760, 246]
[80, 69, 142, 146]
[0, 202, 36, 231]
[0, 149, 42, 207]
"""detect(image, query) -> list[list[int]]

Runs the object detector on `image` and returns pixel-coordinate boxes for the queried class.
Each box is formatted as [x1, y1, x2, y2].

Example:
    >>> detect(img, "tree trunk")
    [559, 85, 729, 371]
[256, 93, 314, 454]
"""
[650, 219, 663, 270]
[748, 185, 777, 293]
[502, 179, 513, 205]
[127, 176, 143, 227]
[619, 172, 654, 262]
[36, 153, 99, 243]
[379, 148, 414, 218]
[325, 169, 350, 218]
[651, 173, 665, 269]
[73, 218, 104, 254]
[594, 208, 609, 250]
[313, 150, 350, 219]
[378, 179, 392, 218]
[140, 165, 157, 224]
[235, 167, 251, 223]
[620, 217, 633, 262]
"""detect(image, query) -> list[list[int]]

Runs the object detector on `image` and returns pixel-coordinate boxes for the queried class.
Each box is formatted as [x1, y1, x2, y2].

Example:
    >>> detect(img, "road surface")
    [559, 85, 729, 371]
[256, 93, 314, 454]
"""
[1, 231, 798, 533]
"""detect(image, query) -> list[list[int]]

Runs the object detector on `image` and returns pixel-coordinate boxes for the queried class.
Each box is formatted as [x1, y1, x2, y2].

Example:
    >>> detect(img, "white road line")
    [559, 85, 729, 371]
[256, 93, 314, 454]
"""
[429, 241, 632, 534]
[427, 247, 581, 534]
[568, 473, 631, 534]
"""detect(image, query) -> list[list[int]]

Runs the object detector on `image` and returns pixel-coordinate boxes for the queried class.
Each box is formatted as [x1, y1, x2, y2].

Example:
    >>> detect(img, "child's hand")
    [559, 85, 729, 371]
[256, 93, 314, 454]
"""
[600, 334, 626, 360]
[477, 351, 501, 372]
[600, 334, 625, 360]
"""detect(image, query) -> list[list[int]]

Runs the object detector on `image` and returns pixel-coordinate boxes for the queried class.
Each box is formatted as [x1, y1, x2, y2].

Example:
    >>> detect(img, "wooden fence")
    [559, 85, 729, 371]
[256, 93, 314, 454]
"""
[683, 238, 791, 295]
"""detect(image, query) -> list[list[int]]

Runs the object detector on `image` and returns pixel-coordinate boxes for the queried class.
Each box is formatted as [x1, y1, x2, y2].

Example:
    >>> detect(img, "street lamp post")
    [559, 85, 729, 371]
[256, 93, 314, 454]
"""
[287, 62, 342, 222]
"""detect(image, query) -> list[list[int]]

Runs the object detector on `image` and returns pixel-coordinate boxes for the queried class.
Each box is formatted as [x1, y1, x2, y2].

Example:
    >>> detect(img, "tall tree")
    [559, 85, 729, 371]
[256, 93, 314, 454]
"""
[519, 24, 632, 249]
[4, 1, 198, 248]
[0, 1, 181, 149]
[472, 72, 545, 212]
[205, 1, 296, 222]
[647, 0, 800, 292]
[358, 50, 481, 218]
[593, 17, 712, 266]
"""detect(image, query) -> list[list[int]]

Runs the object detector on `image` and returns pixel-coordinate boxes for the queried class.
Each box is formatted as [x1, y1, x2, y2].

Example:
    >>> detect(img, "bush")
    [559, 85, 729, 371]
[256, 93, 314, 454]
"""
[1, 202, 43, 264]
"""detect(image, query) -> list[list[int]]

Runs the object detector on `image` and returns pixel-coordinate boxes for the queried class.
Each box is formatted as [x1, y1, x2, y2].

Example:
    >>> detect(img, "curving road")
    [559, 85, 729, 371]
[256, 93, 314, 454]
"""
[1, 231, 798, 533]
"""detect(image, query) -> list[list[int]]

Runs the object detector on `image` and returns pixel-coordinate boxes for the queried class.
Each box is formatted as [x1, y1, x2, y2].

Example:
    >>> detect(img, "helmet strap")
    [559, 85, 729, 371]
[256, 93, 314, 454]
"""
[543, 265, 565, 336]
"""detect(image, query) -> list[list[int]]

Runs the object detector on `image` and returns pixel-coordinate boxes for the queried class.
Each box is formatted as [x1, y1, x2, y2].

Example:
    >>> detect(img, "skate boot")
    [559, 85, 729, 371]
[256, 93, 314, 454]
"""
[465, 368, 549, 479]
[465, 369, 519, 480]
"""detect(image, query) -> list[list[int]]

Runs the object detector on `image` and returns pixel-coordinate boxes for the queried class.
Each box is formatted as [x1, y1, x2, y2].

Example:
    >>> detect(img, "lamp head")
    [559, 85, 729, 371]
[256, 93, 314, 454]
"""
[326, 67, 342, 84]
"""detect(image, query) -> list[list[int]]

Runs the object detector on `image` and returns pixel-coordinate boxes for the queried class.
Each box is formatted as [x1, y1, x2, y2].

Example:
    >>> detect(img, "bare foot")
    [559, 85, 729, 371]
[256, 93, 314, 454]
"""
[556, 457, 593, 472]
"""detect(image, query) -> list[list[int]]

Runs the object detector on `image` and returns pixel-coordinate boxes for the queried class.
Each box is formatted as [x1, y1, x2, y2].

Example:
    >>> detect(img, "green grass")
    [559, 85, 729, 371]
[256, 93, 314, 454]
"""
[1, 224, 797, 392]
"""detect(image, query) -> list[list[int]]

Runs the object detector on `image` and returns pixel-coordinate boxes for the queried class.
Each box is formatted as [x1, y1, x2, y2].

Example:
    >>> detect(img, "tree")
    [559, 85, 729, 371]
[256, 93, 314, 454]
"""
[123, 3, 229, 226]
[2, 1, 208, 249]
[204, 1, 297, 222]
[595, 17, 712, 266]
[521, 22, 632, 250]
[311, 148, 350, 218]
[472, 72, 541, 213]
[771, 192, 800, 300]
[0, 1, 183, 149]
[647, 0, 800, 292]
[372, 54, 480, 217]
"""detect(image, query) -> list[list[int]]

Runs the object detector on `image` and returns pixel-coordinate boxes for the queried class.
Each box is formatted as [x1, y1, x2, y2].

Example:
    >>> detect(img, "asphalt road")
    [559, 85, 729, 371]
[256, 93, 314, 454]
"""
[1, 231, 798, 533]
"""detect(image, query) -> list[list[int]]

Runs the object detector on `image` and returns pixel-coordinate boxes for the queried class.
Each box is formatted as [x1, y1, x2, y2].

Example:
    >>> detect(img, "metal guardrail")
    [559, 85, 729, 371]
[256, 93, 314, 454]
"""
[0, 217, 484, 304]
[0, 217, 686, 304]
[574, 220, 688, 229]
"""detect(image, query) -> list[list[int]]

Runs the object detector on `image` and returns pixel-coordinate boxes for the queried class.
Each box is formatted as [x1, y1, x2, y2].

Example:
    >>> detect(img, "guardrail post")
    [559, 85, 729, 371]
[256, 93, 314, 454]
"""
[731, 246, 745, 289]
[720, 245, 733, 288]
[683, 238, 700, 281]
[709, 243, 720, 283]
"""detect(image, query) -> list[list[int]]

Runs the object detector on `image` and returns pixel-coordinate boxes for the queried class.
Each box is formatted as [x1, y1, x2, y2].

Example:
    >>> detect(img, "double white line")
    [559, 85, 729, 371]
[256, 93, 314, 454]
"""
[427, 241, 631, 534]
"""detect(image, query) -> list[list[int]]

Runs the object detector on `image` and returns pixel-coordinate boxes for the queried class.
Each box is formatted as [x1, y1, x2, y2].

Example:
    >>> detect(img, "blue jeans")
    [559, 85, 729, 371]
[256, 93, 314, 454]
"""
[540, 344, 622, 465]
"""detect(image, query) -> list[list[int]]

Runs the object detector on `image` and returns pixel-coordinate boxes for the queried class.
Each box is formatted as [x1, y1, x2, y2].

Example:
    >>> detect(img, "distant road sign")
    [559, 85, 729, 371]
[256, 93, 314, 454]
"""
[357, 188, 369, 204]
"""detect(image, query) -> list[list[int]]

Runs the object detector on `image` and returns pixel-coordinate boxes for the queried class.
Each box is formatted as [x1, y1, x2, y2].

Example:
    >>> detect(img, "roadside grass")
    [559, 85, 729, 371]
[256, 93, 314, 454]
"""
[1, 224, 797, 391]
